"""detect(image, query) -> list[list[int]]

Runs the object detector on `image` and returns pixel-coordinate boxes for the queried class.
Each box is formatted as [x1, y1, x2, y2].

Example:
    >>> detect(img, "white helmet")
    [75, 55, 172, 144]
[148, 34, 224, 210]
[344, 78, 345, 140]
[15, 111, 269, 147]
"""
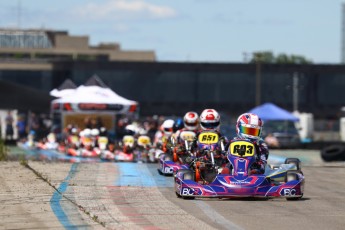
[161, 119, 174, 135]
[47, 133, 56, 143]
[236, 113, 263, 140]
[183, 112, 199, 131]
[91, 128, 100, 137]
[82, 128, 91, 137]
[200, 109, 220, 130]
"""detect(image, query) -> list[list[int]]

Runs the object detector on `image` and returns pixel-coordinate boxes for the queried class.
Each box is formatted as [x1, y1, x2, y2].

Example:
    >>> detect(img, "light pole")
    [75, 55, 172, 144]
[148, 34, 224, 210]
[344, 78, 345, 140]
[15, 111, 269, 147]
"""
[292, 72, 299, 112]
[255, 53, 262, 106]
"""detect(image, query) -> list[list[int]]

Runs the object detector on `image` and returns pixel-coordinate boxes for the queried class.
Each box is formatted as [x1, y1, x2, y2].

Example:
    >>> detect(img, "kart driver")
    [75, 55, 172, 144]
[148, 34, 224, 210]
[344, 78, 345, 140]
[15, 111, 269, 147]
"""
[175, 111, 199, 144]
[173, 112, 200, 163]
[222, 113, 269, 175]
[191, 109, 228, 160]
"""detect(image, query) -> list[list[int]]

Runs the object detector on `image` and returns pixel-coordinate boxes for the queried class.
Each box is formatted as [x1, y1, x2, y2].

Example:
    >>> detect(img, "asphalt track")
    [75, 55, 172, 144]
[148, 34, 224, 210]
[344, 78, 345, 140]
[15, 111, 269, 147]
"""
[1, 149, 345, 230]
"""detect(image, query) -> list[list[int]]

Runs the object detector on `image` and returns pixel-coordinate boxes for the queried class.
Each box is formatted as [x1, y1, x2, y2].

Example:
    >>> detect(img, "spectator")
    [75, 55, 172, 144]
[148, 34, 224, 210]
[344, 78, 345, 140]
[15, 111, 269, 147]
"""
[27, 112, 41, 141]
[84, 116, 92, 129]
[264, 133, 280, 148]
[5, 111, 14, 141]
[16, 114, 27, 141]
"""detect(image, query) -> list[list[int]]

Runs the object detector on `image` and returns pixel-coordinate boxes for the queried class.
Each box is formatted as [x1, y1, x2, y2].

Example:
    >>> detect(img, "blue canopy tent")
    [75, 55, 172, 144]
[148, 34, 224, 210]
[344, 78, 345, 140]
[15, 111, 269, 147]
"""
[248, 103, 299, 121]
[248, 103, 300, 148]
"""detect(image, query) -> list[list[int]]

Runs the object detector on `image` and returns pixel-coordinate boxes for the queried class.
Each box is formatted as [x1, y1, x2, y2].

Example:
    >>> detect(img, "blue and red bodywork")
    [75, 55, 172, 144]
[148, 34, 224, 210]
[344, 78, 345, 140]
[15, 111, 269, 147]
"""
[158, 154, 190, 175]
[175, 140, 304, 199]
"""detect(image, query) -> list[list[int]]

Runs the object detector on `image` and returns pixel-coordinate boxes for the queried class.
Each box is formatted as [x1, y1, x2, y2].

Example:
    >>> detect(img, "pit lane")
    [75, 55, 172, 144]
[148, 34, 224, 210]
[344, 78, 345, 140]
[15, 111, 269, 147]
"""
[1, 149, 345, 230]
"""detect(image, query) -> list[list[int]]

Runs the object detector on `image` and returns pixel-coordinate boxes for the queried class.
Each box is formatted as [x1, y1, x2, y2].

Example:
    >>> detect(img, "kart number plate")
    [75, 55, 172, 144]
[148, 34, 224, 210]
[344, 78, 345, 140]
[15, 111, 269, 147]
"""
[180, 131, 196, 141]
[138, 136, 151, 145]
[230, 141, 255, 157]
[98, 137, 108, 145]
[198, 132, 219, 144]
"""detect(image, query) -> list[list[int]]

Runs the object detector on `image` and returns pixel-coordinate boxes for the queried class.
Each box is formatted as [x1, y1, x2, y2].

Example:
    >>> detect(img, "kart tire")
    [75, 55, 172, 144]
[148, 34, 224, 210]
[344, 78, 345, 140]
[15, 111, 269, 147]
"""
[163, 153, 173, 161]
[182, 196, 195, 200]
[157, 169, 163, 175]
[284, 158, 301, 171]
[285, 170, 303, 201]
[175, 192, 182, 198]
[285, 170, 300, 182]
[321, 144, 345, 162]
[177, 169, 195, 181]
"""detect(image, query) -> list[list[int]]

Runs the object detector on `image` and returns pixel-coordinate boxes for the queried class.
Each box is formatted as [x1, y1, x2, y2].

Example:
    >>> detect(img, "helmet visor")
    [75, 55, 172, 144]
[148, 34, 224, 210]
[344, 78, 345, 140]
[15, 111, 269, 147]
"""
[185, 121, 198, 127]
[201, 121, 220, 129]
[164, 127, 173, 133]
[239, 125, 261, 137]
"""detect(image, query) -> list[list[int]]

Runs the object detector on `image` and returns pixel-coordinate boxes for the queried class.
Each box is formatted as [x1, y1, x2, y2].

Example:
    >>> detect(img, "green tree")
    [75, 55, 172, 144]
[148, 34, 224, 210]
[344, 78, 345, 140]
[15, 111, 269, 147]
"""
[249, 51, 312, 64]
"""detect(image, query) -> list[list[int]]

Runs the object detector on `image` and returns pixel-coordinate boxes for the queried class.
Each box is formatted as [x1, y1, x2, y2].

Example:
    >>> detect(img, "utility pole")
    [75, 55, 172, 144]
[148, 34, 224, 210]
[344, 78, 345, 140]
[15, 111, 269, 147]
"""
[293, 72, 299, 112]
[255, 53, 262, 106]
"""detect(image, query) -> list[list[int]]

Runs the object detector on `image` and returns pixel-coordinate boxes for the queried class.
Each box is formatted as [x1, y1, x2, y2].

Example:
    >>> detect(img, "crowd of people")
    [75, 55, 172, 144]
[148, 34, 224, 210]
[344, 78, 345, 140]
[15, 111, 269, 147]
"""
[2, 111, 52, 143]
[4, 108, 270, 174]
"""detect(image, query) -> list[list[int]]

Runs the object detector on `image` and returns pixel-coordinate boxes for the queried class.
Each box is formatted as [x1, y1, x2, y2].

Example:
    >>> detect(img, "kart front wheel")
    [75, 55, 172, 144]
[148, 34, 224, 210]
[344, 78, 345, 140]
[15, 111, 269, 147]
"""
[175, 192, 182, 198]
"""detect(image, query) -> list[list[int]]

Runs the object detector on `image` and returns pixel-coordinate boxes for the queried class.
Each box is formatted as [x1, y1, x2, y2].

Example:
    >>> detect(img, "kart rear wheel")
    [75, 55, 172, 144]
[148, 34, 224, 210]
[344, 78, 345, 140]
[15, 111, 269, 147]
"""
[284, 158, 301, 171]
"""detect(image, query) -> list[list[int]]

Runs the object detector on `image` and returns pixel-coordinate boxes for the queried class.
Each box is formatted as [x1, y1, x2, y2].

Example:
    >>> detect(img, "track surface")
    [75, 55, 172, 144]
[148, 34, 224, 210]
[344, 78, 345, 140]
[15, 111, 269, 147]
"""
[1, 150, 345, 230]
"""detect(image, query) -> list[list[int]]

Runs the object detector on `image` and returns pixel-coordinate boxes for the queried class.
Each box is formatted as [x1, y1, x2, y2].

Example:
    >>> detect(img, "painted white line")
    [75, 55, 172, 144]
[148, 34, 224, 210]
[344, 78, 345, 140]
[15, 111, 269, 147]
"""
[193, 200, 244, 230]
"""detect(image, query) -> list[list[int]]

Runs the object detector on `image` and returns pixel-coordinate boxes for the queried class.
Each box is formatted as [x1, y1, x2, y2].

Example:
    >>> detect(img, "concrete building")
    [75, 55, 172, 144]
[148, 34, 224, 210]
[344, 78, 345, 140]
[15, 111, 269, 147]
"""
[0, 28, 156, 63]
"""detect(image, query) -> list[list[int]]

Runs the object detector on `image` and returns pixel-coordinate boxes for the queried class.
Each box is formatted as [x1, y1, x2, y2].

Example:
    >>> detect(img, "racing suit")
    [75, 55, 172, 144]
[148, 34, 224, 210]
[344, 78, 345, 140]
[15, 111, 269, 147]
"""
[223, 137, 269, 174]
[191, 129, 228, 165]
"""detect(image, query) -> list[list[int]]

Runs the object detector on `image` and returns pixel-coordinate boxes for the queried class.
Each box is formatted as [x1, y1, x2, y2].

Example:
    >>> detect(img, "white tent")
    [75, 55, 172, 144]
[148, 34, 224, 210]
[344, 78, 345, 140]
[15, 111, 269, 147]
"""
[50, 88, 76, 98]
[51, 85, 138, 114]
[50, 79, 77, 98]
[50, 76, 138, 131]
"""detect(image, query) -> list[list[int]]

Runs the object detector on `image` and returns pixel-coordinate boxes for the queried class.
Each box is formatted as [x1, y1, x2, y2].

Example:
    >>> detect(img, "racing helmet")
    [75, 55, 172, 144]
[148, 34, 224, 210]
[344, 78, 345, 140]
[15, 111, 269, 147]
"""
[236, 113, 263, 140]
[183, 111, 199, 131]
[123, 135, 135, 148]
[71, 127, 78, 135]
[200, 109, 220, 130]
[47, 133, 56, 143]
[125, 124, 137, 136]
[173, 118, 184, 132]
[161, 119, 174, 135]
[91, 128, 100, 137]
[82, 128, 91, 137]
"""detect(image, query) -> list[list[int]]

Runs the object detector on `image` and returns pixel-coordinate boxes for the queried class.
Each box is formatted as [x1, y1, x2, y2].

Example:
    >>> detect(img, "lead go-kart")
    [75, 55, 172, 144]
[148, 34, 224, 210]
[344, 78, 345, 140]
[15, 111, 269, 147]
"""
[175, 140, 305, 200]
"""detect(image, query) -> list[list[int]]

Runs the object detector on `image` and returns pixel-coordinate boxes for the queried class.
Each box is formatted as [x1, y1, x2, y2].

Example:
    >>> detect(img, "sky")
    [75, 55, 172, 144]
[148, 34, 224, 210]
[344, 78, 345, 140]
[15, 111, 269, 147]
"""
[0, 0, 344, 63]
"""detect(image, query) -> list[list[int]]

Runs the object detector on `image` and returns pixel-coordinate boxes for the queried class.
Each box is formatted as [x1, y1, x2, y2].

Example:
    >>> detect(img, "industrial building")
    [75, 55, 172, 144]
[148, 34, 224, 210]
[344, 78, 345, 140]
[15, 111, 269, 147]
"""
[0, 28, 344, 122]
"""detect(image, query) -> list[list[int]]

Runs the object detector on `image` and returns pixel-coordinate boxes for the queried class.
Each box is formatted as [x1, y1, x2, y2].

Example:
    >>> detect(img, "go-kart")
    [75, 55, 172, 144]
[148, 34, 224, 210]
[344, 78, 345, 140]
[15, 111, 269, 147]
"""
[95, 136, 116, 161]
[136, 135, 153, 163]
[158, 151, 190, 175]
[158, 133, 195, 176]
[114, 135, 136, 162]
[175, 140, 304, 200]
